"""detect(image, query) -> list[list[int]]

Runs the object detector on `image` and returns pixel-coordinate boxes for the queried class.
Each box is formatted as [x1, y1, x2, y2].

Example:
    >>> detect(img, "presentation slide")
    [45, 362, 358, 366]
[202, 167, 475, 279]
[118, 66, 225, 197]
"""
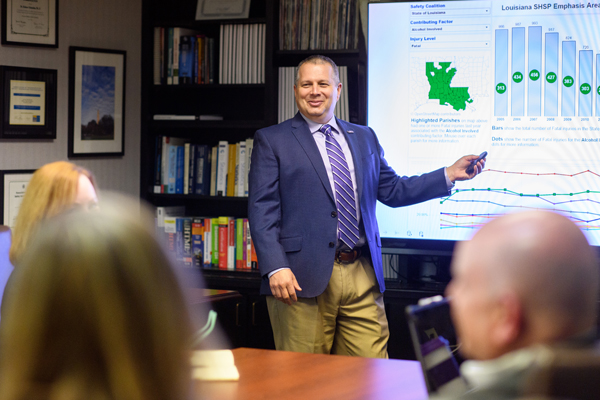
[368, 0, 600, 245]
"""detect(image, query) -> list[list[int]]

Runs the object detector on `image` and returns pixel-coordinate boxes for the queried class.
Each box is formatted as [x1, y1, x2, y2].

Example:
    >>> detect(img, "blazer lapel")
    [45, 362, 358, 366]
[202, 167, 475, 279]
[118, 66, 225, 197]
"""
[291, 113, 335, 202]
[337, 118, 364, 203]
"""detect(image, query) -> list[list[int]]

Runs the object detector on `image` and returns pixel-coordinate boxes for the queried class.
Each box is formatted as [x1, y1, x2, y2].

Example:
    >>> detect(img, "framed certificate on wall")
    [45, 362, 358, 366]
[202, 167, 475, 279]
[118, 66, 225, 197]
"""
[0, 66, 57, 139]
[0, 169, 35, 229]
[1, 0, 58, 47]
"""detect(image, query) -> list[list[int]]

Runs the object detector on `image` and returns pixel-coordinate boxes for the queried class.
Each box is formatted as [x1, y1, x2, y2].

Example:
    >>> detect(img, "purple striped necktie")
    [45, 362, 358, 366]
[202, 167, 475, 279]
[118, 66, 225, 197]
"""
[320, 124, 360, 249]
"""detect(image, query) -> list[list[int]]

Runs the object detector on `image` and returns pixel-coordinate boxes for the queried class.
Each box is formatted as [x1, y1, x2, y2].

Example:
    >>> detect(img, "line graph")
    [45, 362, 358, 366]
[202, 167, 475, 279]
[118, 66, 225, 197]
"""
[440, 169, 600, 231]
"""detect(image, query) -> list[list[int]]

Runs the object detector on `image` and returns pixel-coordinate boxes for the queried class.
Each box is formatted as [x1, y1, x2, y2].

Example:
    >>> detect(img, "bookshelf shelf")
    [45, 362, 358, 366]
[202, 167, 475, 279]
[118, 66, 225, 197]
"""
[276, 49, 360, 56]
[149, 193, 248, 202]
[149, 120, 266, 131]
[152, 83, 266, 91]
[153, 17, 267, 29]
[148, 194, 249, 218]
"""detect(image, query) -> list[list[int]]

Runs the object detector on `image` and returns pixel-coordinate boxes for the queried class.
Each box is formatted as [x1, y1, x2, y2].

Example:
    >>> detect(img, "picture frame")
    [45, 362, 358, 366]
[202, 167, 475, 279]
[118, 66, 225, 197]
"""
[195, 0, 250, 20]
[0, 66, 57, 139]
[68, 46, 126, 157]
[0, 169, 35, 229]
[1, 0, 58, 47]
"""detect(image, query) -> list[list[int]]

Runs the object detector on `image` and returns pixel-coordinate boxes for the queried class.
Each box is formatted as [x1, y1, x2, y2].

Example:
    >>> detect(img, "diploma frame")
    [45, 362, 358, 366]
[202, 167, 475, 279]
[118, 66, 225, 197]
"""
[195, 0, 250, 20]
[0, 65, 57, 139]
[1, 0, 58, 47]
[0, 169, 35, 229]
[68, 46, 126, 157]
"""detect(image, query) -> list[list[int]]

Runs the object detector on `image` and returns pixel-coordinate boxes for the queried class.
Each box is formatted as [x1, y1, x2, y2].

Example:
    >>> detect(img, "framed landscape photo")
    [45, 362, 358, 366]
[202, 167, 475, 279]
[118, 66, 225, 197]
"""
[0, 66, 57, 139]
[68, 46, 126, 157]
[0, 169, 35, 229]
[1, 0, 58, 47]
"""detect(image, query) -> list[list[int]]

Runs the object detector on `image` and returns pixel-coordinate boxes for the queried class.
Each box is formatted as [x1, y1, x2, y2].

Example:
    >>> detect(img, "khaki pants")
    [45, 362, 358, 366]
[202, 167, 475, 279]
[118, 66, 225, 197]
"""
[266, 255, 389, 358]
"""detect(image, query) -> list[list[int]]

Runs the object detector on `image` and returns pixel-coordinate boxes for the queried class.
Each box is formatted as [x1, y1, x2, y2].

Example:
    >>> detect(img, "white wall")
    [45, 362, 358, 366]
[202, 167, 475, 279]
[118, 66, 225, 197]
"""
[0, 0, 141, 197]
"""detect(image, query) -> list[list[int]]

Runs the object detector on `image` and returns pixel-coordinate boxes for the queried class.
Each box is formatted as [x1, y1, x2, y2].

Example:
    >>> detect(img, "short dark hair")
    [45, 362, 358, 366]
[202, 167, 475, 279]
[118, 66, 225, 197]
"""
[295, 55, 340, 86]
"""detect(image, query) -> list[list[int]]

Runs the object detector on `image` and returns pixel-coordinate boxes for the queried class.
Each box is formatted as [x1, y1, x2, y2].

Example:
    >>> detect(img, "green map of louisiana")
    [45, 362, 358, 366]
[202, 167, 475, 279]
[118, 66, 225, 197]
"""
[426, 62, 473, 111]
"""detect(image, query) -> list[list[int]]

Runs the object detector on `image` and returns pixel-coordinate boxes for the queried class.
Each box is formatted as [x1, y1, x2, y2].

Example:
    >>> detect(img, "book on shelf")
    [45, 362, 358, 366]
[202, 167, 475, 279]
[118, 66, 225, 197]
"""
[236, 218, 252, 270]
[279, 0, 359, 50]
[154, 137, 253, 197]
[226, 144, 236, 197]
[202, 218, 211, 266]
[158, 136, 186, 193]
[155, 206, 185, 240]
[154, 135, 162, 191]
[210, 146, 218, 196]
[183, 143, 191, 195]
[179, 35, 196, 84]
[244, 138, 253, 196]
[175, 217, 193, 266]
[188, 143, 196, 195]
[235, 141, 247, 197]
[218, 216, 230, 269]
[219, 23, 266, 84]
[216, 141, 229, 196]
[277, 66, 349, 123]
[195, 144, 211, 195]
[228, 218, 236, 270]
[155, 26, 215, 85]
[154, 27, 162, 84]
[155, 212, 258, 271]
[161, 208, 186, 261]
[192, 217, 204, 267]
[175, 146, 185, 194]
[211, 217, 219, 266]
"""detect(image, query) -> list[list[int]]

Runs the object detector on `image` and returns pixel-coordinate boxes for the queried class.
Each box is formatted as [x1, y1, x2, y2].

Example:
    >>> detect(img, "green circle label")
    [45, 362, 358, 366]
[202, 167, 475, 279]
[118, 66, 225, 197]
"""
[496, 83, 507, 94]
[512, 72, 523, 83]
[597, 86, 600, 95]
[546, 72, 557, 83]
[529, 69, 540, 81]
[563, 76, 574, 87]
[580, 83, 591, 95]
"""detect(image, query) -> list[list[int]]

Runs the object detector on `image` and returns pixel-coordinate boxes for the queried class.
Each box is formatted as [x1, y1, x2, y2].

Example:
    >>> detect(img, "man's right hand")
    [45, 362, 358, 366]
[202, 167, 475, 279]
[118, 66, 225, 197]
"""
[269, 269, 302, 305]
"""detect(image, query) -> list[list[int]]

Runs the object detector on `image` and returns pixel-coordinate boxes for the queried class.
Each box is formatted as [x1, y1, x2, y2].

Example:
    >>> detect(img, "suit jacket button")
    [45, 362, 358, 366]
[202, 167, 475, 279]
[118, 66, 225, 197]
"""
[331, 211, 337, 218]
[329, 242, 335, 248]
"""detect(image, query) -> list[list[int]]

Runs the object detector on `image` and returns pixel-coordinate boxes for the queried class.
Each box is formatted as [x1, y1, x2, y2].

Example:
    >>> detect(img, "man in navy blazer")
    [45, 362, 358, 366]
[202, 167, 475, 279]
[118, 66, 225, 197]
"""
[248, 55, 484, 357]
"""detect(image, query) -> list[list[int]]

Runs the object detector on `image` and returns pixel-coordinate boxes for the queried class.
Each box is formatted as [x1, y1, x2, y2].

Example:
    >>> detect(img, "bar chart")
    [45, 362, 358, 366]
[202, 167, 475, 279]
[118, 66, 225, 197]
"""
[495, 24, 600, 117]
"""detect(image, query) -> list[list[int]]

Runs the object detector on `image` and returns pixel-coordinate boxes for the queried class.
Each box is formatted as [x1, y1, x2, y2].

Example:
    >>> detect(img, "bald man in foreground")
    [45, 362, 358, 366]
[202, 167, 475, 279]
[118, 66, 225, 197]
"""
[435, 210, 599, 399]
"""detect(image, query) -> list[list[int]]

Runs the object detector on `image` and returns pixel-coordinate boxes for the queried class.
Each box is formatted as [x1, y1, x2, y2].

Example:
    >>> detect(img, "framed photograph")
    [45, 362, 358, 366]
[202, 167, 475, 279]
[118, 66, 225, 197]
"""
[0, 66, 57, 139]
[68, 46, 126, 157]
[195, 0, 250, 20]
[1, 0, 58, 47]
[0, 169, 35, 229]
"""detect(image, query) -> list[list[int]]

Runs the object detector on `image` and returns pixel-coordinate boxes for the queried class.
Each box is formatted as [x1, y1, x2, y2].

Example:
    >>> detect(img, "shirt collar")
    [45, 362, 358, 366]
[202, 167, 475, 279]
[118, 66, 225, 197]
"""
[299, 113, 341, 136]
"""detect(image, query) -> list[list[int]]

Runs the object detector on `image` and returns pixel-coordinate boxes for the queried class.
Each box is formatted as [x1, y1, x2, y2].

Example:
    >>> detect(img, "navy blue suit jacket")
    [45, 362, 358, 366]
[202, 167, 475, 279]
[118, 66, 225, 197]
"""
[248, 113, 449, 297]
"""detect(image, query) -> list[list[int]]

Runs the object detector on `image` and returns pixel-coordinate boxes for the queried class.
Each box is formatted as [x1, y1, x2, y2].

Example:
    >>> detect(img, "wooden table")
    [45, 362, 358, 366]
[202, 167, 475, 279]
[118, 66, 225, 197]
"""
[196, 347, 428, 400]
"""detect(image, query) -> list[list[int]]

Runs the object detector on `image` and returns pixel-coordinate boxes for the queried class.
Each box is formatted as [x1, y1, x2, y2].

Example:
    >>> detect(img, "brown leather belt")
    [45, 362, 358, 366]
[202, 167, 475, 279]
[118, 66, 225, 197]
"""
[335, 248, 362, 263]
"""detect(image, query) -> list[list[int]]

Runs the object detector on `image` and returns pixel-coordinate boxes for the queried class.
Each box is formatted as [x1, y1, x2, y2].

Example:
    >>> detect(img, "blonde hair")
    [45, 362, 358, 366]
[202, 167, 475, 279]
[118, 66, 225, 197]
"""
[0, 197, 193, 400]
[9, 161, 96, 265]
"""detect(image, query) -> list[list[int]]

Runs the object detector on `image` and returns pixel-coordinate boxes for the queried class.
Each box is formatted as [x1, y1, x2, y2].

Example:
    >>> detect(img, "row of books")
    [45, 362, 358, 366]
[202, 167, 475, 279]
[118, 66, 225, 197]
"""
[279, 0, 360, 50]
[278, 66, 350, 123]
[154, 137, 254, 197]
[153, 27, 216, 85]
[156, 207, 258, 270]
[219, 23, 266, 84]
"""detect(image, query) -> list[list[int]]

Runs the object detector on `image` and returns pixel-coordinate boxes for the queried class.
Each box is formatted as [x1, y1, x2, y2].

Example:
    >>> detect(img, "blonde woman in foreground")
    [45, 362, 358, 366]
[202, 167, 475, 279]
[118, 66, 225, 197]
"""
[9, 160, 98, 266]
[0, 196, 194, 400]
[1, 161, 98, 317]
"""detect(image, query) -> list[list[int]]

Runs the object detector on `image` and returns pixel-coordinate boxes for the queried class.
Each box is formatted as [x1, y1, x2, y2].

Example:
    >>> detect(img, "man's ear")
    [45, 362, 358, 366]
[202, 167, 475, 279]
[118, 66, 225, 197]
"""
[489, 292, 522, 351]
